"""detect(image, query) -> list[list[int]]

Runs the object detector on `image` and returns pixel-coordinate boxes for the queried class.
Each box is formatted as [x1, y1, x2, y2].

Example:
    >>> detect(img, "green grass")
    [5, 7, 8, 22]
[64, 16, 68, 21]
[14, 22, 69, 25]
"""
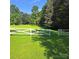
[10, 35, 47, 59]
[10, 25, 41, 30]
[10, 25, 69, 59]
[10, 25, 47, 59]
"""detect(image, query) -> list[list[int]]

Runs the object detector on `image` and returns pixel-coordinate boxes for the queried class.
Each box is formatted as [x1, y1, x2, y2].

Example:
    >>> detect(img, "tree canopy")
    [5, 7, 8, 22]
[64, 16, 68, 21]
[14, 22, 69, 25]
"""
[10, 0, 69, 29]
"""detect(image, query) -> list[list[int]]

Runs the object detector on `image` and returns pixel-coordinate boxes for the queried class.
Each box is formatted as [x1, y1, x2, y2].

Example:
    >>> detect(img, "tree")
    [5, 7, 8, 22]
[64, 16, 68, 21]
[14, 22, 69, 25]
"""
[38, 0, 69, 59]
[10, 4, 31, 25]
[10, 4, 21, 25]
[40, 0, 69, 29]
[39, 2, 53, 28]
[10, 13, 20, 25]
[31, 6, 39, 24]
[21, 13, 31, 24]
[51, 0, 69, 29]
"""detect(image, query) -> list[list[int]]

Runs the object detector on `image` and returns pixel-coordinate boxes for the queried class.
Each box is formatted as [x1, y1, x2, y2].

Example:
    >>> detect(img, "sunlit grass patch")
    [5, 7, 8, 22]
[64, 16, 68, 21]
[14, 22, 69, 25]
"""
[10, 35, 47, 59]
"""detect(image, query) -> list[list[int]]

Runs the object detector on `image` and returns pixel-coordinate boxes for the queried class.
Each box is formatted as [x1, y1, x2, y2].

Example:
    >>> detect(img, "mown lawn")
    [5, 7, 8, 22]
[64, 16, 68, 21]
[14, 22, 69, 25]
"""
[10, 25, 69, 59]
[10, 25, 47, 59]
[10, 25, 41, 30]
[10, 35, 47, 59]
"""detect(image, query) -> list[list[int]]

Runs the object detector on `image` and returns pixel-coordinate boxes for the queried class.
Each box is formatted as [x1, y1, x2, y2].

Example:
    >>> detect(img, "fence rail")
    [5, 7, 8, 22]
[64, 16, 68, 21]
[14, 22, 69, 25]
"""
[10, 28, 52, 36]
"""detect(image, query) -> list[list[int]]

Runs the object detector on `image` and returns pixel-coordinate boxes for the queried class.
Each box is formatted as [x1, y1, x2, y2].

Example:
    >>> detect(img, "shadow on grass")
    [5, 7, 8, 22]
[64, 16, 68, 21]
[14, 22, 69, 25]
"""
[32, 30, 69, 59]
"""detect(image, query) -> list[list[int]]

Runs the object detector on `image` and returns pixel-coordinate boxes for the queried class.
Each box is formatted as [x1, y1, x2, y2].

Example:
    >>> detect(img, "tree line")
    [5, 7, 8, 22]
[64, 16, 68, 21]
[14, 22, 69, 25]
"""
[10, 0, 69, 29]
[39, 0, 69, 29]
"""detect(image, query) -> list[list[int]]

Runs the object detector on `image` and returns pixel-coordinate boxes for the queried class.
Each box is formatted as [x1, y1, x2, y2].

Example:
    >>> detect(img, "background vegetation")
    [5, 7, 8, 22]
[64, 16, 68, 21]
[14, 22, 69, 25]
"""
[10, 0, 69, 29]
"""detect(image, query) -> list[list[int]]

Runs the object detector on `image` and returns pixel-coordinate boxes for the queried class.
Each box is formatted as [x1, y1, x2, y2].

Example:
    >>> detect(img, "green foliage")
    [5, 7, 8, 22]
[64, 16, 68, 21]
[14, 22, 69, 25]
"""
[31, 6, 39, 24]
[10, 13, 20, 25]
[10, 4, 31, 25]
[10, 4, 21, 25]
[52, 0, 69, 29]
[10, 0, 69, 29]
[21, 13, 31, 24]
[32, 6, 38, 14]
[39, 0, 69, 29]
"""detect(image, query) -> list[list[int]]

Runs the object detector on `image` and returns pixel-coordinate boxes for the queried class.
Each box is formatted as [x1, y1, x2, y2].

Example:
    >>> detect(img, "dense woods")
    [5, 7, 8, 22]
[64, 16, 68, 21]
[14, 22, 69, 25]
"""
[40, 0, 69, 29]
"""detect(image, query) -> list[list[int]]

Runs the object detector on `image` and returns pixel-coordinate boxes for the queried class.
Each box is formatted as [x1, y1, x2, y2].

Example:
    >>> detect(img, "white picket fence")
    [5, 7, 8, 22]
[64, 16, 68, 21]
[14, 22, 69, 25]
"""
[10, 28, 52, 35]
